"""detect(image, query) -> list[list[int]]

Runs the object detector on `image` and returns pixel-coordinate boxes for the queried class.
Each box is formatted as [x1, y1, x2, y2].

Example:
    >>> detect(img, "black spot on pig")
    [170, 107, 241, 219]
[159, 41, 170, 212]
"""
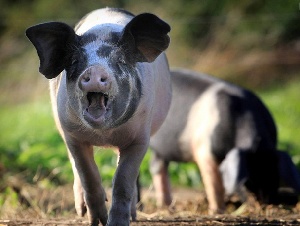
[79, 33, 98, 46]
[110, 31, 122, 45]
[110, 62, 143, 127]
[97, 44, 114, 59]
[211, 90, 237, 163]
[66, 47, 88, 81]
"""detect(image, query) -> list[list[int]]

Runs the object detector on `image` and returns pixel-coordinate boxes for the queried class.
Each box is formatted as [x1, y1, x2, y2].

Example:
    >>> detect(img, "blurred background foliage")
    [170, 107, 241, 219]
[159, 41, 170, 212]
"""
[0, 0, 300, 191]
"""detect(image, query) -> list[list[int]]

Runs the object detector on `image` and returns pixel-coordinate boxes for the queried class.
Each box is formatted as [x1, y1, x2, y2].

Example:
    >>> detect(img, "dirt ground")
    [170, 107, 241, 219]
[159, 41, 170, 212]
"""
[1, 184, 300, 226]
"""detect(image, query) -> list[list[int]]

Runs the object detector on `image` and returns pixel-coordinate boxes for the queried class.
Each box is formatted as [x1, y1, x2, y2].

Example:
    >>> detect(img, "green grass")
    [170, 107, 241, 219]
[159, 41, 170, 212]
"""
[1, 79, 300, 188]
[258, 78, 300, 167]
[0, 99, 71, 183]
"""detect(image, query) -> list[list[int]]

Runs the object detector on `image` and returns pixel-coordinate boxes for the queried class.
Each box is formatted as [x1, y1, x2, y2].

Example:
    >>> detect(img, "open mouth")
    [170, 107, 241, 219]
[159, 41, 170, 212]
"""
[85, 92, 109, 120]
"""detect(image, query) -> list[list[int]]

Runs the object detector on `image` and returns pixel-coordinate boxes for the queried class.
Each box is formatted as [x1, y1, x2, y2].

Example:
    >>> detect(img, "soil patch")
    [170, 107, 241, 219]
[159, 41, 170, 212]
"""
[1, 185, 300, 225]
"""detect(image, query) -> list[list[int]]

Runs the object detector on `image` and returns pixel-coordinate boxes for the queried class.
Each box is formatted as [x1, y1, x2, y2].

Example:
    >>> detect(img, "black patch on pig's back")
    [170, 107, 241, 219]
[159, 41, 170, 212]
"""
[238, 90, 277, 152]
[211, 87, 277, 163]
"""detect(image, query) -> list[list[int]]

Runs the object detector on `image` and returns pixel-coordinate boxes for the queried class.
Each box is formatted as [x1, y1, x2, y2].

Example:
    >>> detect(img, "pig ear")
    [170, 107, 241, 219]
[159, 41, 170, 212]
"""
[26, 22, 78, 79]
[119, 13, 171, 63]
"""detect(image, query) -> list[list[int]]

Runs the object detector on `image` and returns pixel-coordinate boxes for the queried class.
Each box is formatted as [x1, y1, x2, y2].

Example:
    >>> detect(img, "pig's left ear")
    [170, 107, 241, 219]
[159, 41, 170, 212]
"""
[118, 13, 171, 63]
[26, 22, 78, 79]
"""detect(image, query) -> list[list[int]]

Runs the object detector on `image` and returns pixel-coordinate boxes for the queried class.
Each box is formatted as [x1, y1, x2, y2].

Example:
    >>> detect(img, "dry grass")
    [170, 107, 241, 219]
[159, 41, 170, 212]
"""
[1, 177, 300, 225]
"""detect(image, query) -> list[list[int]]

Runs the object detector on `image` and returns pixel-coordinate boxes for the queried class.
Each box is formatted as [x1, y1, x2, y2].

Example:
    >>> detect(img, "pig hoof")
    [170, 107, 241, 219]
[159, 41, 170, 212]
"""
[168, 203, 176, 213]
[89, 219, 99, 226]
[87, 206, 108, 226]
[88, 214, 108, 226]
[131, 213, 137, 222]
[75, 203, 87, 217]
[208, 208, 225, 215]
[136, 202, 144, 211]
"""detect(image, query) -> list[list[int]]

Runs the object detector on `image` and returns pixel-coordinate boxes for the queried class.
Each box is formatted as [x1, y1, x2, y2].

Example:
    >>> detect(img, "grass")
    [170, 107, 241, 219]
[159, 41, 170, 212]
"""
[258, 77, 300, 167]
[0, 99, 71, 183]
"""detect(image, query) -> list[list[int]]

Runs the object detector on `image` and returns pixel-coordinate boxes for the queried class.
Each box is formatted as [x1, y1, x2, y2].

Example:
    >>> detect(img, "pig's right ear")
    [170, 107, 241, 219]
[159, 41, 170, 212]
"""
[26, 22, 78, 79]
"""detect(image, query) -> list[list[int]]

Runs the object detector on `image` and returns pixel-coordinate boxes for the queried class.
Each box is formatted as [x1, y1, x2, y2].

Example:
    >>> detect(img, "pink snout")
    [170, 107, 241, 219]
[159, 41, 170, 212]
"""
[79, 66, 111, 93]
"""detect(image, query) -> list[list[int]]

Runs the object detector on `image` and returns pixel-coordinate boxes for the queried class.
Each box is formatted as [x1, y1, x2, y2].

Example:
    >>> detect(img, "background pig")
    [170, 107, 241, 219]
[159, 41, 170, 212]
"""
[26, 8, 171, 226]
[149, 68, 300, 214]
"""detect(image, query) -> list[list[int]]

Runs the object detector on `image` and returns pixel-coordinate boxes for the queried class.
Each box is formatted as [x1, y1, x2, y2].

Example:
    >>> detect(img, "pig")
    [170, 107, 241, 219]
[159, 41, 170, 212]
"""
[149, 68, 300, 214]
[26, 8, 171, 226]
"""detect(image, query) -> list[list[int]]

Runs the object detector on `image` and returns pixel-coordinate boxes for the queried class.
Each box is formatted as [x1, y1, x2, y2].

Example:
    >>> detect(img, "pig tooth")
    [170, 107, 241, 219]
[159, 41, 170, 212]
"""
[103, 93, 109, 101]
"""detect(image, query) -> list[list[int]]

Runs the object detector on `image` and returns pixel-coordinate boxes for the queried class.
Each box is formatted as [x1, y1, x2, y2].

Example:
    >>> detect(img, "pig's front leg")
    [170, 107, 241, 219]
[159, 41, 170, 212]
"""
[107, 143, 147, 226]
[69, 153, 87, 217]
[67, 140, 108, 226]
[194, 145, 225, 215]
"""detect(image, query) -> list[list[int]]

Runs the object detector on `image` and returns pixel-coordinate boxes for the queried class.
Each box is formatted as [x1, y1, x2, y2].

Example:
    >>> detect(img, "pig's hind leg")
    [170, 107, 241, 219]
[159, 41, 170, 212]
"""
[150, 152, 172, 207]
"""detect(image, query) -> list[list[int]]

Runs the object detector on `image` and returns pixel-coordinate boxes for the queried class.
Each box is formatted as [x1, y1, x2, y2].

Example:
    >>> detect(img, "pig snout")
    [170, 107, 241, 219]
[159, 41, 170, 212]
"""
[80, 66, 111, 93]
[79, 66, 114, 125]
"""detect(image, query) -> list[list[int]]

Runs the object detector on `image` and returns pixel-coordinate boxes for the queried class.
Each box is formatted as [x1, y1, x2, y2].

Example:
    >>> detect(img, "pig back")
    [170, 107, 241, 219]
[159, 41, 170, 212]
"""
[75, 8, 134, 35]
[204, 78, 278, 162]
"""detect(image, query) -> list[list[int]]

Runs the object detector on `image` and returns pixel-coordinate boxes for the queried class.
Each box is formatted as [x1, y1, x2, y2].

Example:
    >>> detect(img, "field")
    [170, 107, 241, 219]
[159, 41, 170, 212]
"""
[1, 1, 300, 225]
[0, 78, 300, 225]
[1, 184, 300, 226]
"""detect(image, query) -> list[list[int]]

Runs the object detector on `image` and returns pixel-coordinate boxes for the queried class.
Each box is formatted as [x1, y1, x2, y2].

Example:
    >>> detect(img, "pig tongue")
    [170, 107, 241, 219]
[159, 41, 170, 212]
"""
[87, 92, 106, 119]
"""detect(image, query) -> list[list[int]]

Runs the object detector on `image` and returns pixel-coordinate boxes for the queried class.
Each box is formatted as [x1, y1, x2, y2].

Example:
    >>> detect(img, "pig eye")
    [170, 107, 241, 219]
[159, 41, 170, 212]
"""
[118, 57, 126, 65]
[72, 59, 78, 65]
